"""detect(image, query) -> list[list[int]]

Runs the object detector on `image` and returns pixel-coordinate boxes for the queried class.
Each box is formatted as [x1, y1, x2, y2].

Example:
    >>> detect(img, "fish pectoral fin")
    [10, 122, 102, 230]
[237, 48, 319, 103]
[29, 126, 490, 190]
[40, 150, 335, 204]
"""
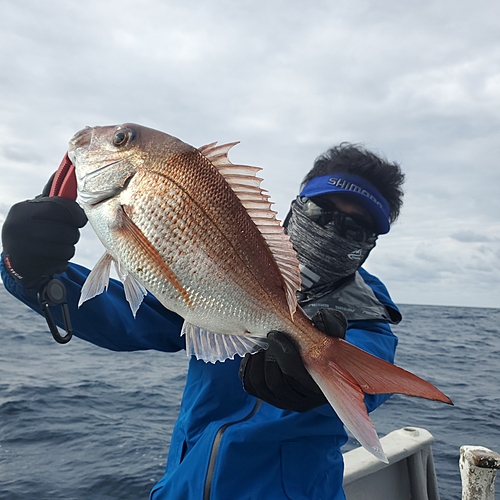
[79, 251, 114, 307]
[116, 206, 192, 307]
[303, 347, 388, 463]
[182, 321, 268, 364]
[332, 339, 453, 404]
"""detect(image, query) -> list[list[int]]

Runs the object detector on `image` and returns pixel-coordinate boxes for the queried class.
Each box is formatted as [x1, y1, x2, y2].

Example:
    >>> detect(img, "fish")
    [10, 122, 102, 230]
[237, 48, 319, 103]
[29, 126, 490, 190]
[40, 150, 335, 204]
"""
[67, 123, 452, 463]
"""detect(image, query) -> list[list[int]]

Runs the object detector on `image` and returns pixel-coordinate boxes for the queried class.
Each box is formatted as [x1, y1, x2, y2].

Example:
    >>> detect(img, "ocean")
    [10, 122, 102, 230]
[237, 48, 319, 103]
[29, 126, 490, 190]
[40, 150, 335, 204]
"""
[0, 284, 498, 500]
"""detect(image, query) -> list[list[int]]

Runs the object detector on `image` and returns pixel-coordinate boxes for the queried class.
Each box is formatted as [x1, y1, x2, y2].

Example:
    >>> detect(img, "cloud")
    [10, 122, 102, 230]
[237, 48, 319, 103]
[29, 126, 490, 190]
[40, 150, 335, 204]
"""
[2, 145, 44, 164]
[1, 0, 500, 308]
[451, 231, 498, 243]
[366, 228, 500, 307]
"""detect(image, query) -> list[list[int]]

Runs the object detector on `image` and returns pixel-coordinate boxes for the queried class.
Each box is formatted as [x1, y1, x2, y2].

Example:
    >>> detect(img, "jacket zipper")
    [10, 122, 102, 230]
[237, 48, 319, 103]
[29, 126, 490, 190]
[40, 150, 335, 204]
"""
[203, 399, 262, 500]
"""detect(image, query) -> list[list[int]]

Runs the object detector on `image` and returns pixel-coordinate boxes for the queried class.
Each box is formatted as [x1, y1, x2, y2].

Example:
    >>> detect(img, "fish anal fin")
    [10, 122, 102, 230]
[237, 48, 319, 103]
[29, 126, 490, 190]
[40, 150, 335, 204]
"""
[332, 339, 453, 404]
[116, 206, 192, 307]
[79, 251, 114, 307]
[182, 321, 268, 364]
[304, 350, 388, 463]
[198, 142, 301, 319]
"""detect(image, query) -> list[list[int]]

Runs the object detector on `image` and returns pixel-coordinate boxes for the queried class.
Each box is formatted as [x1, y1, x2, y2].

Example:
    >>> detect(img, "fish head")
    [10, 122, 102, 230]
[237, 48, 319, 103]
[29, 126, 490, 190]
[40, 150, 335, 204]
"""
[68, 123, 177, 209]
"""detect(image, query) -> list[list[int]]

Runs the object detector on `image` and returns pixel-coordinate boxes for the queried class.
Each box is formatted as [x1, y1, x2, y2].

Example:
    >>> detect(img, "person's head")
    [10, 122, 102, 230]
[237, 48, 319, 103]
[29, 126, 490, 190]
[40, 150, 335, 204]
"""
[286, 143, 405, 289]
[300, 143, 405, 233]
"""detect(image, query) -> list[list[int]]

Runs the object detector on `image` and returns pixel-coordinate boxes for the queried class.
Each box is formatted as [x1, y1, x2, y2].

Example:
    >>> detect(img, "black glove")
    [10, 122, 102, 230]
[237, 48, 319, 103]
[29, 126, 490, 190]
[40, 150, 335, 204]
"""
[239, 308, 347, 412]
[2, 191, 87, 289]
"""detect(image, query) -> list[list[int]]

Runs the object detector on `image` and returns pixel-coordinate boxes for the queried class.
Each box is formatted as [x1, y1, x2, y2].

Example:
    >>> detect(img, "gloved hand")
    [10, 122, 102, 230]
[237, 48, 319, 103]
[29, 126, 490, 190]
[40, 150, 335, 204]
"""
[239, 308, 347, 412]
[1, 177, 87, 289]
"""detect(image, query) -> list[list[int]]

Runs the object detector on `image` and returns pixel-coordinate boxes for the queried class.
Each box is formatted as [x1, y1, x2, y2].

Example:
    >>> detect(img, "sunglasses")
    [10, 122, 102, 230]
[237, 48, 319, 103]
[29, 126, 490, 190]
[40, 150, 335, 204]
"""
[297, 196, 378, 243]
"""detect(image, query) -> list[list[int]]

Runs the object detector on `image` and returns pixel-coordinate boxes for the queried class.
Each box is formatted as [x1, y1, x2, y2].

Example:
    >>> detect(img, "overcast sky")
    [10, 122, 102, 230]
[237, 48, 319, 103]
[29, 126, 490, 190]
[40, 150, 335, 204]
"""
[1, 0, 499, 308]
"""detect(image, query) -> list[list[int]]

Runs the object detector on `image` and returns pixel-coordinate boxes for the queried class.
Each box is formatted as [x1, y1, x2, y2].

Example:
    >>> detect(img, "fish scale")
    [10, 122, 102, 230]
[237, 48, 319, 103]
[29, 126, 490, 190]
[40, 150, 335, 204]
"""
[69, 122, 452, 463]
[118, 169, 288, 339]
[129, 172, 281, 310]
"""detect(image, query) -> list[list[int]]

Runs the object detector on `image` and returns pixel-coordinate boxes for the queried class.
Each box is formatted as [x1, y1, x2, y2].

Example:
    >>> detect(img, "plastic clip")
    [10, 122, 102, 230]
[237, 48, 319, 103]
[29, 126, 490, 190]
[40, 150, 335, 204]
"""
[37, 278, 73, 344]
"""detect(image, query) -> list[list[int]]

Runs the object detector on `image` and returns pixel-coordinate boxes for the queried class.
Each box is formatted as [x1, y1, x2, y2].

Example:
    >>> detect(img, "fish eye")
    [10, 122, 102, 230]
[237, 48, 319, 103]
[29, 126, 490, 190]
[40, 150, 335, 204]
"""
[112, 128, 134, 147]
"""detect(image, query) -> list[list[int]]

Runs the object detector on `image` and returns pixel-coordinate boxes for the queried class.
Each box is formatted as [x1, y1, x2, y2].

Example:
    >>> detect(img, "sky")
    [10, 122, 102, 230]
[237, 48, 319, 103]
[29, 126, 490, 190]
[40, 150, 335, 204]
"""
[0, 0, 499, 308]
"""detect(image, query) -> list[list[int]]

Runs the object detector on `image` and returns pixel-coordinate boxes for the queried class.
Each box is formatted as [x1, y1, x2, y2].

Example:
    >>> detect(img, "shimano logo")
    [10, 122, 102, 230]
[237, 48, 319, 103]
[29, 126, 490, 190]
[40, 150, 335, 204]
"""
[347, 248, 364, 261]
[328, 177, 384, 210]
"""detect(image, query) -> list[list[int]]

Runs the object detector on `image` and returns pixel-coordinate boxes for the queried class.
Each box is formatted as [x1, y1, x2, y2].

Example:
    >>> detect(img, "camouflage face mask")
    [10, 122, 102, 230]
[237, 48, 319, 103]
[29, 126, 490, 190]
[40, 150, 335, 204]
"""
[285, 198, 377, 291]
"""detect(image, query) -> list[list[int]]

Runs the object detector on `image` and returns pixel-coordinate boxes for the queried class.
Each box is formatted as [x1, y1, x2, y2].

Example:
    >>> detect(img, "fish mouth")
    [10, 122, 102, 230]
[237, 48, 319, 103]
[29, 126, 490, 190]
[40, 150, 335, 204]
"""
[68, 126, 92, 162]
[69, 126, 92, 150]
[68, 125, 137, 208]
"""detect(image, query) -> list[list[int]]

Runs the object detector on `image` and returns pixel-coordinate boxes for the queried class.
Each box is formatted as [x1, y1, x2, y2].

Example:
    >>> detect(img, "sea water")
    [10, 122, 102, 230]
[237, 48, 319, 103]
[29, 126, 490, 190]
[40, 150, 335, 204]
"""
[0, 285, 498, 500]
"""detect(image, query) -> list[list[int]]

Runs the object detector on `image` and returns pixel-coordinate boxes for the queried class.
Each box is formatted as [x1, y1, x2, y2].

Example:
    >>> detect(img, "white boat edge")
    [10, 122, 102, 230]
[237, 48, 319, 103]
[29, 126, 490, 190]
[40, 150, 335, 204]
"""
[342, 427, 500, 500]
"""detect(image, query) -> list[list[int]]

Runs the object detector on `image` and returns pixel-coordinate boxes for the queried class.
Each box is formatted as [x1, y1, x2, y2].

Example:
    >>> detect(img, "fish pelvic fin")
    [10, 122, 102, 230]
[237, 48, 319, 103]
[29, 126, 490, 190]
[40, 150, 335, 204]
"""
[182, 321, 268, 363]
[116, 206, 192, 307]
[302, 337, 452, 462]
[114, 260, 147, 317]
[79, 251, 113, 308]
[198, 142, 301, 319]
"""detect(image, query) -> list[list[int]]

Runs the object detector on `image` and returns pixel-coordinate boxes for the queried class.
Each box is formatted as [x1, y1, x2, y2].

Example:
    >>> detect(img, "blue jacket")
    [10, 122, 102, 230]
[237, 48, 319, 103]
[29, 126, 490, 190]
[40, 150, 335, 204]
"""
[1, 260, 399, 500]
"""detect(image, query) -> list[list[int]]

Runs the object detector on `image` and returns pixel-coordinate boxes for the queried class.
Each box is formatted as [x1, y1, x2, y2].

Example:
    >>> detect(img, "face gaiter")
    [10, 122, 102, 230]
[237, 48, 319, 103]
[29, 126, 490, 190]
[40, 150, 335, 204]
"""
[285, 198, 377, 298]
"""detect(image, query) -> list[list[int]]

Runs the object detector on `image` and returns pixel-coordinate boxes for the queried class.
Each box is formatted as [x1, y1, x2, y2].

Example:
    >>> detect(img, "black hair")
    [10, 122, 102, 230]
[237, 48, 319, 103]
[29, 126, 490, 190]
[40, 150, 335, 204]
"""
[301, 143, 405, 223]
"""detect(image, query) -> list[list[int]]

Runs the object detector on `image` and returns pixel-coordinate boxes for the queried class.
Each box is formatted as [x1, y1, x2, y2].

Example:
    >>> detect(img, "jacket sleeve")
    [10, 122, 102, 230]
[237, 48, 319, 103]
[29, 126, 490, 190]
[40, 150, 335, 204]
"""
[1, 257, 186, 353]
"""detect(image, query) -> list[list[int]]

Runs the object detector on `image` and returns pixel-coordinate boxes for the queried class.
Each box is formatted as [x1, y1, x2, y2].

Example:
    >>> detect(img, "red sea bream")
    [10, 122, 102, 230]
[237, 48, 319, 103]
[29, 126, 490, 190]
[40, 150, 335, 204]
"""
[68, 123, 452, 463]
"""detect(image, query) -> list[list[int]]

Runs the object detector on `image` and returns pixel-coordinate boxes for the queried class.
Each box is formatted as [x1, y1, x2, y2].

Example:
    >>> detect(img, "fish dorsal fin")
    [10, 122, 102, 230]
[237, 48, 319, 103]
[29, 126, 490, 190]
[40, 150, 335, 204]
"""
[199, 142, 301, 318]
[182, 321, 268, 363]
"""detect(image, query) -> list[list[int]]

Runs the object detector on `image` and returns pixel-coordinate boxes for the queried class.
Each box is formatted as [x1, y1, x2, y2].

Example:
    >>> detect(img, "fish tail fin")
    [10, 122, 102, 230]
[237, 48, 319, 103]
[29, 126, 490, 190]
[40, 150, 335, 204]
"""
[303, 344, 389, 463]
[302, 338, 452, 463]
[330, 338, 453, 404]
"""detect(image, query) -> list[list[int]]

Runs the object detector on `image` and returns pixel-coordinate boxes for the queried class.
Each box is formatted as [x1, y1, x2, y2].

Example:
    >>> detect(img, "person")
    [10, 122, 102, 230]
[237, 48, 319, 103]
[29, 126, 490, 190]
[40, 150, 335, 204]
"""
[1, 142, 405, 500]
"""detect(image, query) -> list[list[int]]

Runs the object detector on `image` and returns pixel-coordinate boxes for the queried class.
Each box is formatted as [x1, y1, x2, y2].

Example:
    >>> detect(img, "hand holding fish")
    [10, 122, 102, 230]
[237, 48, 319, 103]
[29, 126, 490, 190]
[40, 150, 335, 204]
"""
[67, 123, 452, 463]
[1, 176, 87, 289]
[240, 308, 347, 412]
